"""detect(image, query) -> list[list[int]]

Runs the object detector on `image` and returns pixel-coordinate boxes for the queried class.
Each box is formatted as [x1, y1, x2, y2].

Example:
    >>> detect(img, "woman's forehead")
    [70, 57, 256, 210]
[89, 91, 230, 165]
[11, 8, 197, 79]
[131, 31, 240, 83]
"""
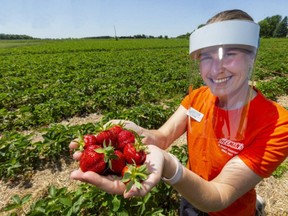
[201, 46, 239, 53]
[199, 46, 251, 56]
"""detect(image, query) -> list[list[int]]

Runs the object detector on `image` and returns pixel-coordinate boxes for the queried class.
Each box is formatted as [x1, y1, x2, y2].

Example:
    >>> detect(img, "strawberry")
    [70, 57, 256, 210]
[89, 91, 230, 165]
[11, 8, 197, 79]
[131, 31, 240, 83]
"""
[109, 150, 126, 175]
[79, 145, 106, 174]
[94, 143, 125, 175]
[95, 130, 117, 147]
[123, 142, 147, 165]
[109, 125, 124, 135]
[121, 166, 130, 177]
[121, 164, 150, 191]
[117, 129, 135, 150]
[83, 134, 97, 149]
[75, 131, 95, 151]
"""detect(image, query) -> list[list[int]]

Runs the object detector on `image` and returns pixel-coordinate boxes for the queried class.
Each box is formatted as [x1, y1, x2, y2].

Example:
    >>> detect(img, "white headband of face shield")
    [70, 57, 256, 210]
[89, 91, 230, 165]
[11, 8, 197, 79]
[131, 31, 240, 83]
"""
[189, 20, 260, 55]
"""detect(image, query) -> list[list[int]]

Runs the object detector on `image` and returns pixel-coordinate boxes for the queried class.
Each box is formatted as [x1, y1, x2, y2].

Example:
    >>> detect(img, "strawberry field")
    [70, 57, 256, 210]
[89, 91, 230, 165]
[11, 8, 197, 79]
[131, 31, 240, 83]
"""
[0, 38, 287, 215]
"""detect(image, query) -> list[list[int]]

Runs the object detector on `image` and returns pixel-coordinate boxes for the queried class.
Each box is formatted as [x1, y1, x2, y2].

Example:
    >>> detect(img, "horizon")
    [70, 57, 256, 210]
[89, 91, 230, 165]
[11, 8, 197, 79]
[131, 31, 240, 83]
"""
[1, 0, 287, 39]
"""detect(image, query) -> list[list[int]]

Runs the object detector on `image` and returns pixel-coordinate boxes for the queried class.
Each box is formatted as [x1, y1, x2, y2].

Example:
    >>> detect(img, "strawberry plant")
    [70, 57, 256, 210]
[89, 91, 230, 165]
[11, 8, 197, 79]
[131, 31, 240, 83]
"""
[0, 38, 287, 215]
[121, 164, 150, 192]
[1, 144, 188, 215]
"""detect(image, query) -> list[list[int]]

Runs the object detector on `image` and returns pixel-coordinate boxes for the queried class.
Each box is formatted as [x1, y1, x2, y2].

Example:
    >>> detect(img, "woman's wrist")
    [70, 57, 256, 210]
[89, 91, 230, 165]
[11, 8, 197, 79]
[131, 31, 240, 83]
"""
[162, 153, 183, 185]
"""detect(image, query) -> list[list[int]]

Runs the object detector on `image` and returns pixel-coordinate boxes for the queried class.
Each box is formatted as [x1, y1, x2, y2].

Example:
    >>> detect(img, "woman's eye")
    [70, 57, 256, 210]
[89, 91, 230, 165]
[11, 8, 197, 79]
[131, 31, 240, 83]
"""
[225, 52, 236, 57]
[200, 56, 212, 62]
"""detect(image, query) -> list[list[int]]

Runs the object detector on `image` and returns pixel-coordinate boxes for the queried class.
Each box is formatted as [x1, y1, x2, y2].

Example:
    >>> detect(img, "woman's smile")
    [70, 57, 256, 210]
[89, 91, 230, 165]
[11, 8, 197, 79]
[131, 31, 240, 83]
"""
[210, 76, 232, 84]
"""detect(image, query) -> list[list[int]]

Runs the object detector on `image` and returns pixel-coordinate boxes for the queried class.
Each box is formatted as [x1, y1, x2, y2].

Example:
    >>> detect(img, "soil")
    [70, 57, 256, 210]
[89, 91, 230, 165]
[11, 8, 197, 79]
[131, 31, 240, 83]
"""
[1, 96, 288, 215]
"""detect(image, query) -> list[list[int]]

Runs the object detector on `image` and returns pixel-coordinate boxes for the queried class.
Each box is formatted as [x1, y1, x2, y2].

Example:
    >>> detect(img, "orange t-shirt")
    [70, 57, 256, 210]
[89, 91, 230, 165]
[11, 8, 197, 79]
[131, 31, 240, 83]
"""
[181, 86, 288, 216]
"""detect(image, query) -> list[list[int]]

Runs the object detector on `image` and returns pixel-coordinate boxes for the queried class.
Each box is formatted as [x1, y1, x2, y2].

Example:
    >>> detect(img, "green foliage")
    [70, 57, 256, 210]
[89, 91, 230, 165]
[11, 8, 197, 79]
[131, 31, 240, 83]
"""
[0, 123, 97, 181]
[272, 160, 288, 178]
[254, 38, 288, 79]
[103, 101, 180, 129]
[273, 16, 288, 38]
[1, 145, 187, 216]
[0, 39, 189, 132]
[0, 38, 287, 215]
[1, 194, 31, 215]
[258, 15, 286, 38]
[0, 33, 34, 40]
[256, 77, 288, 101]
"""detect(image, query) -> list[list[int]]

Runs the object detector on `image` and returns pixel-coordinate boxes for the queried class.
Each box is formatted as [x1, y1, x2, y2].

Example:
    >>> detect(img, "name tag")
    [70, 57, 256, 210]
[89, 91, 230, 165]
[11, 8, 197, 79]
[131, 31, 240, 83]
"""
[186, 107, 204, 122]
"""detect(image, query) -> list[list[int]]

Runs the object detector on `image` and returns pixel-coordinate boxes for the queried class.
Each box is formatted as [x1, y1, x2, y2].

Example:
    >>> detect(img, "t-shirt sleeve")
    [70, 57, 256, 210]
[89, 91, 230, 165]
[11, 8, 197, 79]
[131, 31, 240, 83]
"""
[239, 107, 288, 178]
[181, 94, 190, 109]
[181, 86, 210, 109]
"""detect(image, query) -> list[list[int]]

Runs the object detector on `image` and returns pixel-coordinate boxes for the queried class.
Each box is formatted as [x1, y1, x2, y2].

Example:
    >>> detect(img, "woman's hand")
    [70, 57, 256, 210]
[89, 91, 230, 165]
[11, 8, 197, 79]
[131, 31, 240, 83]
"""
[69, 140, 165, 197]
[105, 119, 162, 147]
[69, 139, 127, 194]
[106, 119, 143, 135]
[123, 145, 164, 198]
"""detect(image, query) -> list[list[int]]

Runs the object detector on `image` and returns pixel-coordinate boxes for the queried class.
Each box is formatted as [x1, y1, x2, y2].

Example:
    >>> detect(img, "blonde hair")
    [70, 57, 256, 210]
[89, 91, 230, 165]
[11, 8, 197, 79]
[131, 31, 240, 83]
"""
[206, 9, 254, 24]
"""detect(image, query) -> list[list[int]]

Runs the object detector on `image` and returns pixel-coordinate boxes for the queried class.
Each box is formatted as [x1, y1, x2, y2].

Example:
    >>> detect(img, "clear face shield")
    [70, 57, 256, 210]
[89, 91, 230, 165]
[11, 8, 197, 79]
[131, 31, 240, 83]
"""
[188, 20, 260, 142]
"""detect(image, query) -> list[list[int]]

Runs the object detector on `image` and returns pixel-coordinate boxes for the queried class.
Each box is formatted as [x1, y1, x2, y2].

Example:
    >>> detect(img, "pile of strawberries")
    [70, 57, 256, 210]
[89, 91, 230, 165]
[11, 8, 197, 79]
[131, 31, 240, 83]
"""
[77, 123, 149, 191]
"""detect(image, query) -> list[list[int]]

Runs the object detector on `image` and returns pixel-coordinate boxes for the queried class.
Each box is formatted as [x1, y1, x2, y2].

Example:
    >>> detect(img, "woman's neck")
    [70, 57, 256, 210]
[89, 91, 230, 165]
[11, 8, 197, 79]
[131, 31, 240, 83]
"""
[217, 86, 257, 110]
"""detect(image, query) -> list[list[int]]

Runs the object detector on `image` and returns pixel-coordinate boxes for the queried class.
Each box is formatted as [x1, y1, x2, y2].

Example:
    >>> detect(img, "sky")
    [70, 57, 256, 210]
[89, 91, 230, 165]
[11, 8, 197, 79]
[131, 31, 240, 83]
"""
[0, 0, 287, 39]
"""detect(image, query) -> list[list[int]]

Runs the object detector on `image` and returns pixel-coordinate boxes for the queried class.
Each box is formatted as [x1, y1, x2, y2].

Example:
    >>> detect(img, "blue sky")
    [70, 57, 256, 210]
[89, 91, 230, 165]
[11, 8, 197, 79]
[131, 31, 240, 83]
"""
[0, 0, 287, 39]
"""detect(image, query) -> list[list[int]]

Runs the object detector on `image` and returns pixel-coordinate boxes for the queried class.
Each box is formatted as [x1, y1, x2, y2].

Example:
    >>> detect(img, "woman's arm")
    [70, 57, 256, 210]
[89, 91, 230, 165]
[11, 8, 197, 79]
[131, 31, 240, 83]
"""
[172, 155, 262, 212]
[142, 105, 187, 149]
[110, 105, 188, 149]
[125, 149, 263, 212]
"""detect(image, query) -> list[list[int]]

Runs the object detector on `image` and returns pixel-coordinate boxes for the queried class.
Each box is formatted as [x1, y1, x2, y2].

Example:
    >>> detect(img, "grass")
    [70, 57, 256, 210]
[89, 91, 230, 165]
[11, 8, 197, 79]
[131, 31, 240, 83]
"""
[0, 40, 44, 48]
[273, 159, 288, 178]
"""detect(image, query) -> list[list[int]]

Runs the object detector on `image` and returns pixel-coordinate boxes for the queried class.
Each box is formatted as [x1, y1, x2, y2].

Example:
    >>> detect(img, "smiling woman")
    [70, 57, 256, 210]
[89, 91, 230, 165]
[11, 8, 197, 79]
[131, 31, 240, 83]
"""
[68, 9, 288, 216]
[189, 19, 259, 110]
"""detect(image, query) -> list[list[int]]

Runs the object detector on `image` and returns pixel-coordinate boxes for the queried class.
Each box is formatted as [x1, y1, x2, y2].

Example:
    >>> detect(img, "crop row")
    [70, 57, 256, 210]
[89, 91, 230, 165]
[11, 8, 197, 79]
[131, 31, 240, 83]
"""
[1, 39, 287, 133]
[0, 41, 189, 132]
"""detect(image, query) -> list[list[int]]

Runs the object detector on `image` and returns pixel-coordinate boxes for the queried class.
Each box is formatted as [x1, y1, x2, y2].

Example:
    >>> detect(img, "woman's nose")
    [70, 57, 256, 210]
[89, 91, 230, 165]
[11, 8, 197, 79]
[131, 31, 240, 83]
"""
[210, 58, 224, 75]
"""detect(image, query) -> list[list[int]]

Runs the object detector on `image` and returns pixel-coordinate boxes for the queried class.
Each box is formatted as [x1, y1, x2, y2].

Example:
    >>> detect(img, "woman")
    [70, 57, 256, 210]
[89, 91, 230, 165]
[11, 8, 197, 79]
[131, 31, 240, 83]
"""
[69, 9, 288, 216]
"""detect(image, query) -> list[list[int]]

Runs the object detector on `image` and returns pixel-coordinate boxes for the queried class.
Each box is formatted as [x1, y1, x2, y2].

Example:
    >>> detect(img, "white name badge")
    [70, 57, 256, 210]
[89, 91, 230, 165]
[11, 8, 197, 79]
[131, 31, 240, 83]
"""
[186, 107, 204, 122]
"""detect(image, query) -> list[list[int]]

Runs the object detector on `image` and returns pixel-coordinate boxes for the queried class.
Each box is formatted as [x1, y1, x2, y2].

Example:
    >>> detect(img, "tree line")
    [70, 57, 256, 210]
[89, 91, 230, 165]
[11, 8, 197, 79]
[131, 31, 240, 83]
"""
[0, 15, 287, 40]
[178, 14, 287, 39]
[0, 33, 34, 40]
[259, 15, 287, 38]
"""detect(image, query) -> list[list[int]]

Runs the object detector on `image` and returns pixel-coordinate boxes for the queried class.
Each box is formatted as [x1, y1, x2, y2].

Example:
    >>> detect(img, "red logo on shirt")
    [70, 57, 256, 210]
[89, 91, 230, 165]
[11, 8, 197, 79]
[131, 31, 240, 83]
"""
[218, 138, 244, 156]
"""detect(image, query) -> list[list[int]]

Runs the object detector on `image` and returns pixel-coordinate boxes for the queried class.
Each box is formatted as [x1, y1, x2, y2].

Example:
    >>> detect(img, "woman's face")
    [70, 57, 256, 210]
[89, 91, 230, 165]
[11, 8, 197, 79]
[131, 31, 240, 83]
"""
[199, 46, 254, 100]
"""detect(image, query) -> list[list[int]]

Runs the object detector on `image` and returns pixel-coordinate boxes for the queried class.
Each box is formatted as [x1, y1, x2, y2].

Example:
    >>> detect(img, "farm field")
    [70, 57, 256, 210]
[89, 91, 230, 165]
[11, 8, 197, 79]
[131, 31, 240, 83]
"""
[0, 38, 287, 215]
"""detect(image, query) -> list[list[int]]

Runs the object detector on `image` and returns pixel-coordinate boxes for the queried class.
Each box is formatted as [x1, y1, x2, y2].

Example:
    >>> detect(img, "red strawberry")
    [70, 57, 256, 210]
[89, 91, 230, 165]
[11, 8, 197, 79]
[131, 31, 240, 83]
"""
[109, 150, 126, 175]
[117, 129, 135, 150]
[79, 145, 106, 174]
[109, 125, 124, 135]
[121, 164, 150, 191]
[123, 143, 147, 165]
[95, 130, 117, 147]
[94, 144, 125, 175]
[83, 134, 97, 149]
[121, 165, 130, 177]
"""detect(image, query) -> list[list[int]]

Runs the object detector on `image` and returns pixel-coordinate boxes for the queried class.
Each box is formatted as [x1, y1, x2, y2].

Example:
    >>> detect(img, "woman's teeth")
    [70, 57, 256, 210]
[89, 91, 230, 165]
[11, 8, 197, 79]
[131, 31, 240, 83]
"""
[213, 77, 230, 84]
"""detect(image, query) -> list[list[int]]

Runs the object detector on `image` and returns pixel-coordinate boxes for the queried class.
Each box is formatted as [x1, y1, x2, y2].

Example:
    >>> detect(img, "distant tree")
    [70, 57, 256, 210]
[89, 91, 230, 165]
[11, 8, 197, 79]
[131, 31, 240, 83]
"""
[258, 15, 282, 37]
[178, 14, 288, 39]
[0, 33, 34, 40]
[273, 16, 288, 37]
[197, 24, 205, 29]
[176, 32, 191, 39]
[258, 19, 270, 38]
